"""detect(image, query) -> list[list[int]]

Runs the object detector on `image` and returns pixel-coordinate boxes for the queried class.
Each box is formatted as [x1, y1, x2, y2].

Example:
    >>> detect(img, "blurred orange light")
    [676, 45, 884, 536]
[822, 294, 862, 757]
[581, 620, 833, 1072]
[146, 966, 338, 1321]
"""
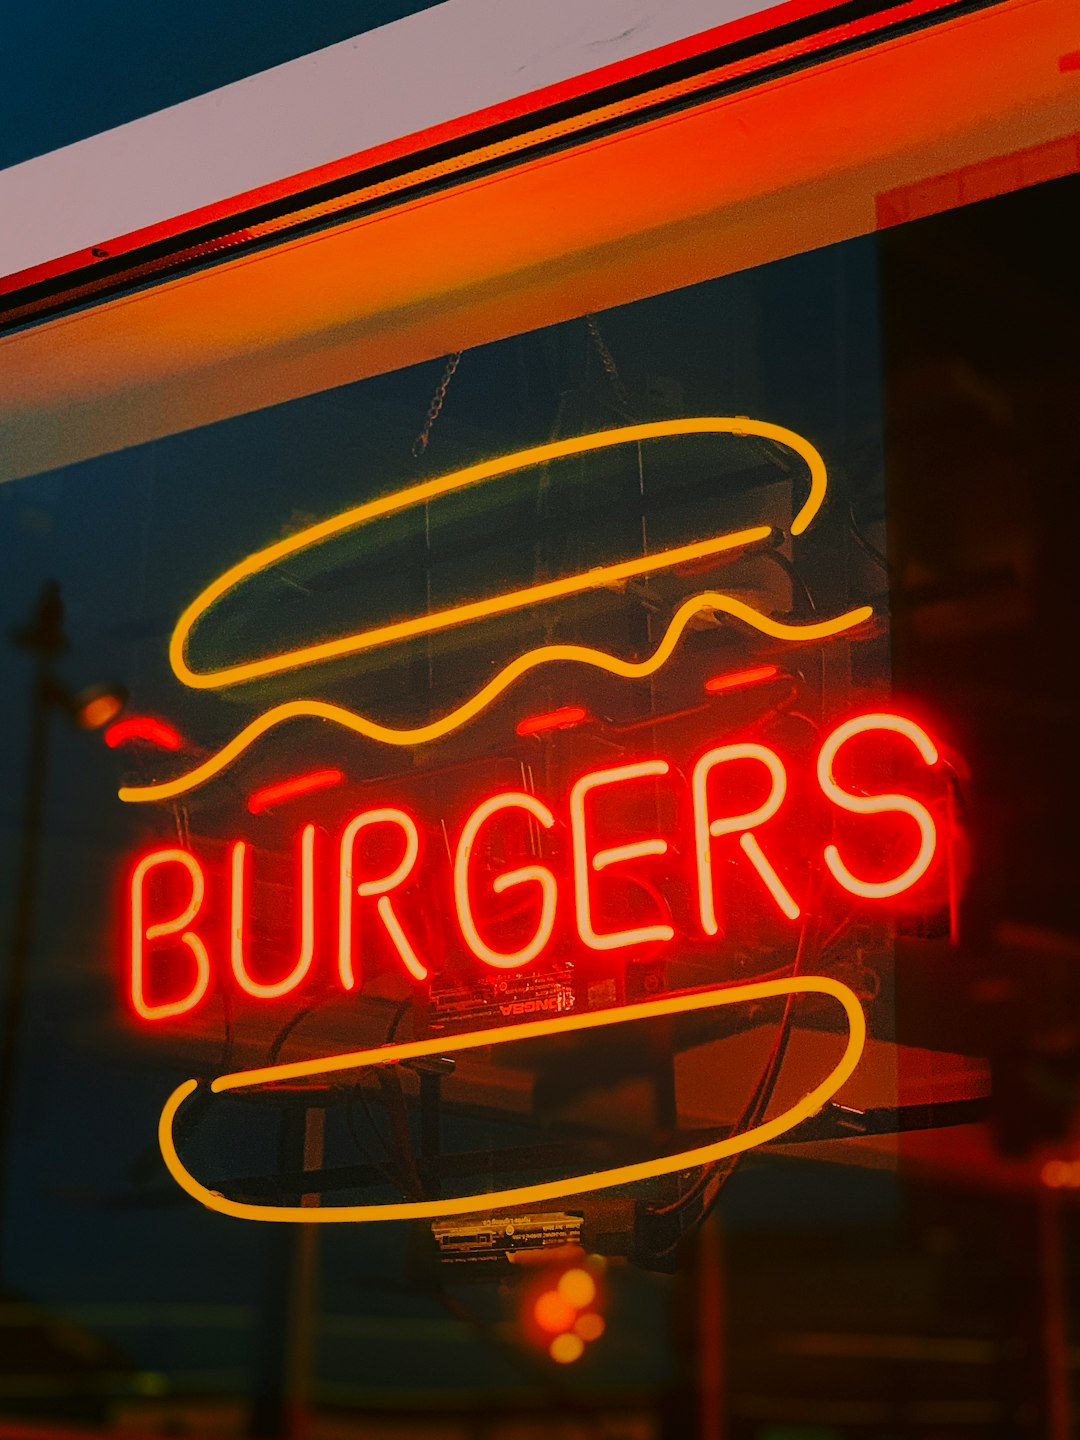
[575, 1313, 605, 1342]
[534, 1291, 577, 1335]
[549, 1333, 585, 1364]
[557, 1268, 597, 1310]
[1042, 1159, 1080, 1188]
[79, 692, 124, 730]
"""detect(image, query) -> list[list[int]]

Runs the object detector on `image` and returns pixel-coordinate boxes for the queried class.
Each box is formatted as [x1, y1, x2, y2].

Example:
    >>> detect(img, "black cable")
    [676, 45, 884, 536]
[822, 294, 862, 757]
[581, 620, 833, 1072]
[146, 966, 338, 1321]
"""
[217, 982, 234, 1075]
[660, 826, 845, 1248]
[342, 1073, 401, 1194]
[757, 545, 817, 616]
[340, 996, 417, 1196]
[385, 994, 413, 1045]
[754, 546, 827, 702]
[666, 698, 835, 1225]
[649, 902, 824, 1241]
[267, 991, 412, 1066]
[848, 499, 891, 575]
[266, 997, 329, 1065]
[376, 1069, 425, 1201]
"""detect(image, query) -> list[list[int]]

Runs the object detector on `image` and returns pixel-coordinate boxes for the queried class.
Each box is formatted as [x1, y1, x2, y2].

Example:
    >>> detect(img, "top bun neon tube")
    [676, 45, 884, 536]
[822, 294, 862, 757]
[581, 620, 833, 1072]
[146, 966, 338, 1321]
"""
[168, 418, 829, 693]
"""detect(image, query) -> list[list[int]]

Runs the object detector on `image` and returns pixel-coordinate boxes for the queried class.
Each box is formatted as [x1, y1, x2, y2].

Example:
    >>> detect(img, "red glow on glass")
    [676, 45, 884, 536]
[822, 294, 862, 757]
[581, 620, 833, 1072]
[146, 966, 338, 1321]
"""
[703, 664, 780, 693]
[247, 768, 344, 815]
[516, 706, 588, 736]
[105, 716, 182, 751]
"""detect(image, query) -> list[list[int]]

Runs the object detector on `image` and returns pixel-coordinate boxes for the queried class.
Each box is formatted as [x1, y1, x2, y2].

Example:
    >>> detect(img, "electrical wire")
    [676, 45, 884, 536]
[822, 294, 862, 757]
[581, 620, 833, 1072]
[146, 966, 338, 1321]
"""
[848, 499, 891, 574]
[341, 996, 418, 1197]
[267, 997, 331, 1065]
[651, 746, 852, 1254]
[266, 991, 411, 1065]
[649, 922, 811, 1225]
[648, 894, 829, 1258]
[343, 1072, 401, 1194]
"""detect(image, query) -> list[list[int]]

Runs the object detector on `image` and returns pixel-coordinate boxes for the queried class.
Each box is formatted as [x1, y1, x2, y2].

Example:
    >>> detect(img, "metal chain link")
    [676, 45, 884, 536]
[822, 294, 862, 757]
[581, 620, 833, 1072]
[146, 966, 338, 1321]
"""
[584, 314, 633, 418]
[411, 351, 463, 459]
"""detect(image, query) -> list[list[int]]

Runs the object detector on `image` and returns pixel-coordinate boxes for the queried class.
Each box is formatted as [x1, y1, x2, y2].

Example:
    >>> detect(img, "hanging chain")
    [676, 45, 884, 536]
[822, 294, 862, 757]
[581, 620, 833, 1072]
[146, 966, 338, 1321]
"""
[411, 351, 463, 459]
[584, 315, 633, 418]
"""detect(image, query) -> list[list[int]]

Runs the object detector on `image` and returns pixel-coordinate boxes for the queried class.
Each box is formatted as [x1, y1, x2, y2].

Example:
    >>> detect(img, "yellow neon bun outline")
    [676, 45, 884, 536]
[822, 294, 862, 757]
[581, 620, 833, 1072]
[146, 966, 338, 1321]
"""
[158, 974, 864, 1224]
[169, 418, 829, 692]
[120, 593, 872, 803]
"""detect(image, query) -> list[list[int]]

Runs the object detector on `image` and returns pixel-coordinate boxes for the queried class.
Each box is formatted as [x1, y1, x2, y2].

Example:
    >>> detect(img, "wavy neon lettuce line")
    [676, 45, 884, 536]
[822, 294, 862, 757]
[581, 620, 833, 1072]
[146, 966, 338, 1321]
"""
[119, 592, 872, 803]
[158, 974, 866, 1224]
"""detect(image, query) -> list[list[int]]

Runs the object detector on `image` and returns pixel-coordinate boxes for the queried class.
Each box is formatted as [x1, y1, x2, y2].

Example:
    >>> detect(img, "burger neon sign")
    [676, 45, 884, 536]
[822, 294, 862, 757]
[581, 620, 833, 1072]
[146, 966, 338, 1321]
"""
[116, 418, 954, 1223]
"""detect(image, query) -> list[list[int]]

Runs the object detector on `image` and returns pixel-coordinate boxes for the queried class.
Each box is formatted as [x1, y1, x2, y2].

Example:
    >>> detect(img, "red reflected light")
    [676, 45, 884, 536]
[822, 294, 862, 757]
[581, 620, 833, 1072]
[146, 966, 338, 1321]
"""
[1042, 1160, 1080, 1188]
[247, 768, 344, 815]
[526, 1260, 606, 1362]
[534, 1291, 578, 1335]
[516, 705, 588, 736]
[704, 664, 780, 693]
[105, 716, 182, 751]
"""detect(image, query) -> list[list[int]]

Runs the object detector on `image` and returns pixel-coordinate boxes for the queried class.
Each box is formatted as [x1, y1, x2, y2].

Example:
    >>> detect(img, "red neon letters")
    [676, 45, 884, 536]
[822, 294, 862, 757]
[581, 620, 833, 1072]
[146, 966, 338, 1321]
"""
[128, 713, 944, 1019]
[454, 793, 558, 969]
[130, 850, 211, 1020]
[817, 713, 939, 899]
[339, 808, 427, 988]
[230, 825, 317, 998]
[569, 760, 674, 952]
[692, 742, 798, 936]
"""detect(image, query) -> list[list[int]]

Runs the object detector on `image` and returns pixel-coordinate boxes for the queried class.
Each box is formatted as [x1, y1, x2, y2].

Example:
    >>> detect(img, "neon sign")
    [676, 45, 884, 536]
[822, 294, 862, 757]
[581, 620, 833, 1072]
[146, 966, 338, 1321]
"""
[129, 715, 944, 1017]
[116, 417, 953, 1224]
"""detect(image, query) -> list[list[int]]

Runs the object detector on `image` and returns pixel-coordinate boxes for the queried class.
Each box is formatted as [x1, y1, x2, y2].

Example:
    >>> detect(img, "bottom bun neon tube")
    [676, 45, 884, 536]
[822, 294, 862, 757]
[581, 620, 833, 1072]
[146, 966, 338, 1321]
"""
[159, 975, 865, 1224]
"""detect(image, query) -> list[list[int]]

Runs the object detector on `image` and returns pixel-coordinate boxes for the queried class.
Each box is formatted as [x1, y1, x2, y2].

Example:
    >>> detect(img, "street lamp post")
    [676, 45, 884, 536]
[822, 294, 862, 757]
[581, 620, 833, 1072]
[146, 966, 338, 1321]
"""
[0, 581, 125, 1278]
